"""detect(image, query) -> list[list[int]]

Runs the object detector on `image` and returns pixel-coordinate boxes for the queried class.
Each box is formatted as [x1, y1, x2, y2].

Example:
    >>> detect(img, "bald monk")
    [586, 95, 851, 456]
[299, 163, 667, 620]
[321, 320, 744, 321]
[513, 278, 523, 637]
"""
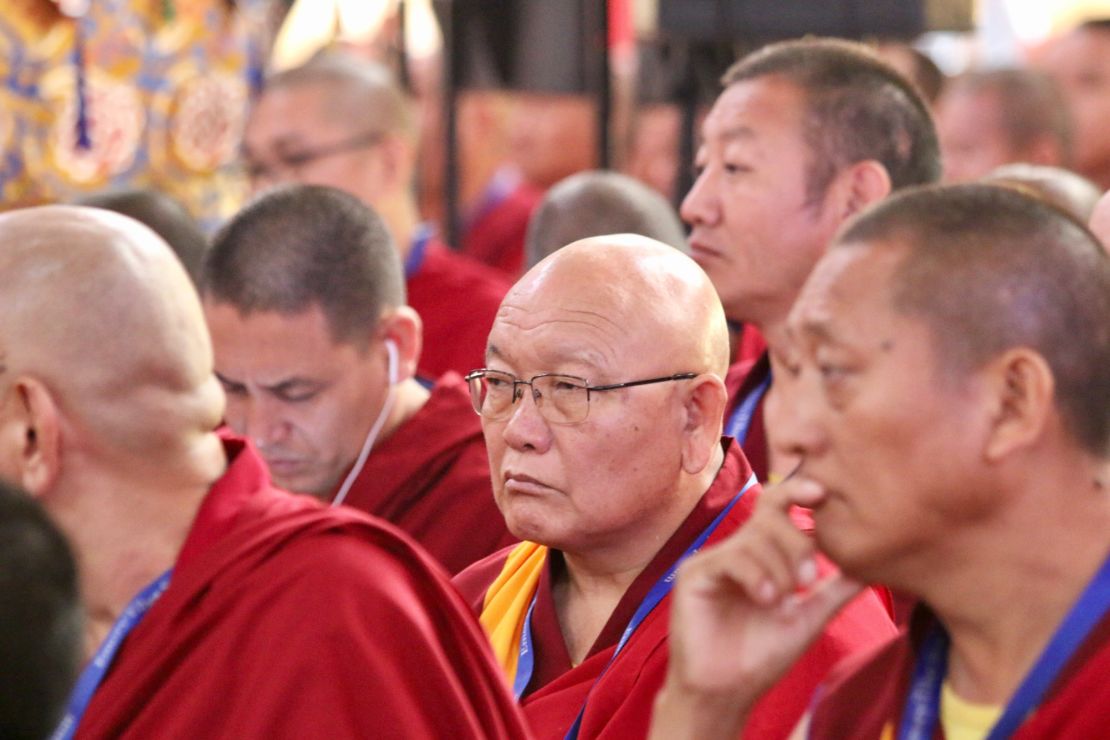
[202, 184, 515, 574]
[244, 52, 510, 379]
[454, 235, 895, 739]
[654, 185, 1110, 739]
[0, 206, 527, 738]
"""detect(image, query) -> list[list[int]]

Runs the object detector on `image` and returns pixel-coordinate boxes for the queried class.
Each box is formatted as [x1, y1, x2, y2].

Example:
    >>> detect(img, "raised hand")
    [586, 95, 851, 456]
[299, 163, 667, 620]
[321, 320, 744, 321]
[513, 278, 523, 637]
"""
[650, 478, 863, 740]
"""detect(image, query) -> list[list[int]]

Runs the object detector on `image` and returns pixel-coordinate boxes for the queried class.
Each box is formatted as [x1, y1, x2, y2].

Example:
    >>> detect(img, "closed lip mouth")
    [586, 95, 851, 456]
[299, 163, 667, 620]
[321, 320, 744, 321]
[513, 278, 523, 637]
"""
[688, 239, 721, 259]
[265, 458, 306, 470]
[503, 471, 554, 492]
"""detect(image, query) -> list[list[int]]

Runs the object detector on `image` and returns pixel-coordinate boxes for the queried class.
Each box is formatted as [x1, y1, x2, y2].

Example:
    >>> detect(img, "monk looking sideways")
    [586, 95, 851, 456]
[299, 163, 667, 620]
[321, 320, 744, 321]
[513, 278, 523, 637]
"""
[455, 234, 896, 738]
[653, 185, 1110, 739]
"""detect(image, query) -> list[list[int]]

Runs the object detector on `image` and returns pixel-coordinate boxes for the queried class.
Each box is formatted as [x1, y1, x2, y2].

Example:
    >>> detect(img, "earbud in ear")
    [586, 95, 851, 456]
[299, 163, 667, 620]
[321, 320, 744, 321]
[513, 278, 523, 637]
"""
[385, 339, 399, 386]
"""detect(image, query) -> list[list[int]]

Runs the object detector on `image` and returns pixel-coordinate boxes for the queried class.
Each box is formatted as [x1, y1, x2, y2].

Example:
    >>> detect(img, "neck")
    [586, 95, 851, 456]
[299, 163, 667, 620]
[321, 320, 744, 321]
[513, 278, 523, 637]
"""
[460, 162, 509, 217]
[52, 462, 218, 659]
[922, 464, 1110, 704]
[554, 445, 725, 663]
[377, 378, 430, 444]
[381, 196, 422, 262]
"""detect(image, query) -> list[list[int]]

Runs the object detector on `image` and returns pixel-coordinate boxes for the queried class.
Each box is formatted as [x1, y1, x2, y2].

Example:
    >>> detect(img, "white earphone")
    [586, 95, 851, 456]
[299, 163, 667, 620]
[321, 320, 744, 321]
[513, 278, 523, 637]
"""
[331, 338, 400, 508]
[385, 338, 399, 386]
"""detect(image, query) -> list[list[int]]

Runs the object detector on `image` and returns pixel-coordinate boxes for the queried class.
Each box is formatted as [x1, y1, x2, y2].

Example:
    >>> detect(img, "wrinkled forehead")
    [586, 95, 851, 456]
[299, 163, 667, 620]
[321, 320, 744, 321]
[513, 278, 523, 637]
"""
[491, 261, 673, 367]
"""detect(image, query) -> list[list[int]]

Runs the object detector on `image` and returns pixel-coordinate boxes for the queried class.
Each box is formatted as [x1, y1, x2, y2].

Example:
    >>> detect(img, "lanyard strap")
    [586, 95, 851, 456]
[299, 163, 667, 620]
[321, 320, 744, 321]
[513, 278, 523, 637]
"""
[725, 373, 771, 447]
[899, 552, 1110, 740]
[51, 569, 173, 740]
[404, 223, 433, 279]
[546, 473, 758, 738]
[512, 597, 539, 700]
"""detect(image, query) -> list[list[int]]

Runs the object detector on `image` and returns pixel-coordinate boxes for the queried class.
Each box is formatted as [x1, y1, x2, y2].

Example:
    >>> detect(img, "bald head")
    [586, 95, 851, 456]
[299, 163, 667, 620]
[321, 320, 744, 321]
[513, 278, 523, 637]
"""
[510, 234, 729, 378]
[524, 171, 689, 270]
[0, 206, 223, 469]
[481, 234, 731, 553]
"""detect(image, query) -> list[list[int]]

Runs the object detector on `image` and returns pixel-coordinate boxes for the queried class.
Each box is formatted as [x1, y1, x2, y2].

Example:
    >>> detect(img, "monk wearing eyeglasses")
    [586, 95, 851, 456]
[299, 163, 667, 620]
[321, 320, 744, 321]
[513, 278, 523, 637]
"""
[243, 53, 509, 380]
[453, 233, 896, 739]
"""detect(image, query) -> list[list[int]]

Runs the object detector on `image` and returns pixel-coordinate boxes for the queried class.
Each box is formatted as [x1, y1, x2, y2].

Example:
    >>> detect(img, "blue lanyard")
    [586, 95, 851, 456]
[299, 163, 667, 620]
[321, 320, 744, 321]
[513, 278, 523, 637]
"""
[51, 569, 173, 740]
[725, 373, 771, 447]
[899, 552, 1110, 740]
[509, 474, 758, 734]
[404, 223, 433, 279]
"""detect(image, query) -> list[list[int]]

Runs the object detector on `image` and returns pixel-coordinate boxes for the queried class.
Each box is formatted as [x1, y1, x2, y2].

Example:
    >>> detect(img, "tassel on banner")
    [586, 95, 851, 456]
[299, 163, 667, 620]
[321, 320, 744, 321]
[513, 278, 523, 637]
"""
[73, 15, 92, 151]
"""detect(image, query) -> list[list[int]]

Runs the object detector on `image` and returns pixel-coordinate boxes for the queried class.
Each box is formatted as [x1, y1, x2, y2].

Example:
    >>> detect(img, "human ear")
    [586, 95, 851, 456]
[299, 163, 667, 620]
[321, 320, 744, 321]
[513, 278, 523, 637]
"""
[981, 349, 1054, 462]
[680, 375, 728, 475]
[377, 307, 423, 383]
[832, 160, 892, 221]
[0, 377, 62, 497]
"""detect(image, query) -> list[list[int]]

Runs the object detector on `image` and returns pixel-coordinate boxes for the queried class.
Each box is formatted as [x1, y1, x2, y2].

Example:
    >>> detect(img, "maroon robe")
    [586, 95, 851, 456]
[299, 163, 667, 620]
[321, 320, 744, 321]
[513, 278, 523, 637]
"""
[808, 606, 1110, 739]
[461, 177, 543, 279]
[724, 353, 770, 482]
[455, 440, 896, 739]
[407, 239, 511, 380]
[335, 371, 516, 574]
[76, 435, 528, 739]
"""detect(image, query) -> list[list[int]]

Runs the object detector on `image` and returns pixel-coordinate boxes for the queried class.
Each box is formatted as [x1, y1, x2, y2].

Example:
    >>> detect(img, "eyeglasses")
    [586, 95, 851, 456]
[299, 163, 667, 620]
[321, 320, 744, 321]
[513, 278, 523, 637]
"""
[464, 369, 698, 425]
[244, 129, 385, 182]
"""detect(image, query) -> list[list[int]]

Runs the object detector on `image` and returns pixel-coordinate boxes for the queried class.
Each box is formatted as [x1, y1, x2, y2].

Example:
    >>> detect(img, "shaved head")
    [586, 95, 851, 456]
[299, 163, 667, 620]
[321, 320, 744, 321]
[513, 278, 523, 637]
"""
[836, 184, 1110, 455]
[0, 206, 224, 469]
[524, 171, 689, 269]
[264, 53, 416, 142]
[482, 234, 731, 552]
[512, 234, 729, 379]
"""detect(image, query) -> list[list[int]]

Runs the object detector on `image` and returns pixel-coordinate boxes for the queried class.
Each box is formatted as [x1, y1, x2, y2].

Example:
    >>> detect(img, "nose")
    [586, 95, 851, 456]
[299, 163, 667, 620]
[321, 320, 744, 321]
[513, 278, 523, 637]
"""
[499, 383, 553, 454]
[236, 396, 290, 449]
[680, 168, 720, 228]
[767, 372, 828, 465]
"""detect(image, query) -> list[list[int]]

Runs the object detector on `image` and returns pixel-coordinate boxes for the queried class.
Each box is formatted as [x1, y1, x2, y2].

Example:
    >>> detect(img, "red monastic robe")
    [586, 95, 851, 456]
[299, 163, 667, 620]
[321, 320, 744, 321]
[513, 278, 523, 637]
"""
[335, 371, 515, 574]
[724, 353, 770, 482]
[76, 436, 528, 739]
[461, 178, 543, 279]
[455, 440, 897, 739]
[407, 239, 510, 381]
[807, 606, 1110, 739]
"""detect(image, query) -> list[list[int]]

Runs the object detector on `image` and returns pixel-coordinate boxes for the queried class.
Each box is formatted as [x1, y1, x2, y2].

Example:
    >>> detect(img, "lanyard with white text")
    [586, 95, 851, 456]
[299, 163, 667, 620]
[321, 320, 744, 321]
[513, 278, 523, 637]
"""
[898, 552, 1110, 740]
[51, 569, 173, 740]
[726, 374, 771, 447]
[528, 473, 759, 739]
[404, 223, 433, 279]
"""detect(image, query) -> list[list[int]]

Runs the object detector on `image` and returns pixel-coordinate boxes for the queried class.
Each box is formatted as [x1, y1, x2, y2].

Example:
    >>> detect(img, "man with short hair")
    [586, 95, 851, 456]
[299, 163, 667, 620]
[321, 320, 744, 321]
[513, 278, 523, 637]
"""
[936, 68, 1072, 183]
[243, 53, 510, 379]
[0, 204, 527, 737]
[454, 234, 895, 739]
[524, 170, 688, 269]
[654, 184, 1110, 738]
[202, 184, 514, 574]
[682, 38, 940, 481]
